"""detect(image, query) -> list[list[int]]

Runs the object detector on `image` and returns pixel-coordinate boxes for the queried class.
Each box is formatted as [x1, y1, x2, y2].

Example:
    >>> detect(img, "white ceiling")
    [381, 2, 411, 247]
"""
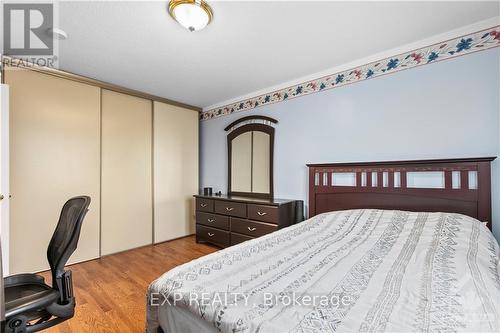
[22, 1, 500, 107]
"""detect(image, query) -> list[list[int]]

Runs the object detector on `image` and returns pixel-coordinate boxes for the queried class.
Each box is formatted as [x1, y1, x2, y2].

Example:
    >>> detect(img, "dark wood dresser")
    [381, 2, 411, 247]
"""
[194, 195, 303, 248]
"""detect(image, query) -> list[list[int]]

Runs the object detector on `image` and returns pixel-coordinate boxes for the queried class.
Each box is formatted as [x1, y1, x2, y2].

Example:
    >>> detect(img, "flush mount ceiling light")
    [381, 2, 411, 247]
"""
[168, 0, 213, 32]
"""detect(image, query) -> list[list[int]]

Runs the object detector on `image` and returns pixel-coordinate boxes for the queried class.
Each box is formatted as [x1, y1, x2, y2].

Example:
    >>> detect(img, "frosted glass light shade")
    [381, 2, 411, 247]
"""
[169, 1, 212, 32]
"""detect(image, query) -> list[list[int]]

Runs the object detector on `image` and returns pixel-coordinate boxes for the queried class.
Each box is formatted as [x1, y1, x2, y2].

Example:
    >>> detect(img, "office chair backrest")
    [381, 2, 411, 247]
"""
[47, 196, 91, 290]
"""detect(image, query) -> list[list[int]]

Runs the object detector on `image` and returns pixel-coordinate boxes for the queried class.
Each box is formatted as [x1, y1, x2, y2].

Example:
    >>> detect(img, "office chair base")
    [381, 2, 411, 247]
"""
[5, 296, 75, 333]
[5, 312, 74, 333]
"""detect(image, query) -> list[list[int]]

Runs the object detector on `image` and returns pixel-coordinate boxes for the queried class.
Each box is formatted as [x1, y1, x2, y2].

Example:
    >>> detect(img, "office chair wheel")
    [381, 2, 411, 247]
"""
[6, 315, 27, 333]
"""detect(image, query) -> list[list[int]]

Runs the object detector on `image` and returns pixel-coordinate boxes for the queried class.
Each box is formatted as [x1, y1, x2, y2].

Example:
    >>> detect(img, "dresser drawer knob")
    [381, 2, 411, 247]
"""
[247, 227, 257, 232]
[207, 218, 215, 223]
[208, 232, 215, 237]
[225, 207, 234, 212]
[257, 211, 267, 216]
[200, 203, 208, 208]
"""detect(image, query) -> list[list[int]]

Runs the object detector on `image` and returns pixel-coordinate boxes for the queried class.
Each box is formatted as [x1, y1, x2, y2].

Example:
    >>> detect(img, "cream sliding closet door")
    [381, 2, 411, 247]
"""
[101, 90, 152, 255]
[153, 102, 198, 243]
[7, 68, 101, 273]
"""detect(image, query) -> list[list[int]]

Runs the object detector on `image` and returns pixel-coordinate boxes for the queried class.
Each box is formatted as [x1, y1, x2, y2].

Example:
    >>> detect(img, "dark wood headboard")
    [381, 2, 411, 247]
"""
[307, 157, 496, 229]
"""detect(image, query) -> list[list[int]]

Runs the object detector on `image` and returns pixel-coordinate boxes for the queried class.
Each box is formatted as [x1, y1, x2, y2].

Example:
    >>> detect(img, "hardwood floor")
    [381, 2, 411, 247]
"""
[39, 236, 218, 333]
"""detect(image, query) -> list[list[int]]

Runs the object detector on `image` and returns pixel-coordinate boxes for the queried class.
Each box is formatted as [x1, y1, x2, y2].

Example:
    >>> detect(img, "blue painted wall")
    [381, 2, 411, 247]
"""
[200, 48, 500, 240]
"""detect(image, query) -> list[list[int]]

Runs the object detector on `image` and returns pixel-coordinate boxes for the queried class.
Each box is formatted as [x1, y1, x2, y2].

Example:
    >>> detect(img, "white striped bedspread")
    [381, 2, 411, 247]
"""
[146, 209, 500, 333]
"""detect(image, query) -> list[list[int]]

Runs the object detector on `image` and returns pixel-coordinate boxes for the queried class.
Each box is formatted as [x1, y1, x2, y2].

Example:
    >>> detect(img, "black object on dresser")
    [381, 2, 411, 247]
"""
[194, 194, 304, 248]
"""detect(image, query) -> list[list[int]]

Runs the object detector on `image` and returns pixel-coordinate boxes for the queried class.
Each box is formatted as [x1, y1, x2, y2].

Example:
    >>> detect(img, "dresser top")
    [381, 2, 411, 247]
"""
[194, 194, 298, 206]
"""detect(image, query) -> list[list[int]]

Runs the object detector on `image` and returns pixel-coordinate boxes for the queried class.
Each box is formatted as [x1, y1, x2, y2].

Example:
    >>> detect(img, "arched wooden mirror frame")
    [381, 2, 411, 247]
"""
[226, 116, 278, 199]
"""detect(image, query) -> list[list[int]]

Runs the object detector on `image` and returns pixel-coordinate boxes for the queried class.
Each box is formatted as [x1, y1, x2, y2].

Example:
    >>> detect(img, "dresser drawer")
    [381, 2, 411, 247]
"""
[247, 204, 278, 223]
[196, 225, 230, 247]
[231, 218, 278, 237]
[231, 233, 254, 246]
[196, 212, 229, 230]
[196, 198, 214, 212]
[214, 200, 246, 218]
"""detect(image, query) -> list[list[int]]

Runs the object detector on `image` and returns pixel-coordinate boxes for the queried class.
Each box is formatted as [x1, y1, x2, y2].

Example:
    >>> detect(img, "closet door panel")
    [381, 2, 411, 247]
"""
[153, 102, 198, 243]
[7, 68, 101, 273]
[101, 90, 152, 255]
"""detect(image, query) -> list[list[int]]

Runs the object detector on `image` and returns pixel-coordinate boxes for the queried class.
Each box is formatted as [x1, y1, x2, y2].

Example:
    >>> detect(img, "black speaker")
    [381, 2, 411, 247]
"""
[203, 187, 213, 196]
[294, 201, 304, 224]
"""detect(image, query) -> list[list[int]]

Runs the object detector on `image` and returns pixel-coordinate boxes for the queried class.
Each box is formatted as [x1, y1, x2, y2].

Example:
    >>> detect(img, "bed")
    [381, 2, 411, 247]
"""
[147, 157, 499, 333]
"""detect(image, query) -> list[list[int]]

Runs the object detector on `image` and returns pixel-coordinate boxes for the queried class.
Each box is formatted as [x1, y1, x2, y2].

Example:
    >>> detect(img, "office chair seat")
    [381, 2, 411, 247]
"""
[5, 274, 59, 319]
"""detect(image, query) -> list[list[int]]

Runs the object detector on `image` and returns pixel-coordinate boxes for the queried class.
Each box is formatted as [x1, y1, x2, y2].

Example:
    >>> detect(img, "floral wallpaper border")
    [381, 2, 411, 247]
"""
[201, 26, 500, 121]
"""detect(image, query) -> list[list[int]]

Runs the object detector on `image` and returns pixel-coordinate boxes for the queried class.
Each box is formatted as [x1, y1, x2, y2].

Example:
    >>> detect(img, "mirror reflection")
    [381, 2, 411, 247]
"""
[231, 131, 270, 194]
[226, 116, 276, 199]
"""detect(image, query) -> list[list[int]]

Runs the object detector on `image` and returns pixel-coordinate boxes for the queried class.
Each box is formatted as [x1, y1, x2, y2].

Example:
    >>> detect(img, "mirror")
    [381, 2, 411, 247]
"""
[226, 116, 276, 199]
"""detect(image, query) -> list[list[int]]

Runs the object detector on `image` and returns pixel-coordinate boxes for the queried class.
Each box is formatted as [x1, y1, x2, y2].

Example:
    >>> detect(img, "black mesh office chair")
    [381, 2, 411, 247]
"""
[4, 196, 91, 333]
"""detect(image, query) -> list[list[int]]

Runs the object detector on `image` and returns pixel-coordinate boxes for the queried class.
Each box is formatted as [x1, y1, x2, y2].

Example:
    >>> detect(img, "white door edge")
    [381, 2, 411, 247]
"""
[0, 84, 10, 276]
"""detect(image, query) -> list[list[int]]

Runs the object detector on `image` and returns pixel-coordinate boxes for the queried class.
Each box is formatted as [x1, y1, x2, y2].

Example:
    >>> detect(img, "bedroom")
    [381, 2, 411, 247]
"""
[0, 0, 499, 332]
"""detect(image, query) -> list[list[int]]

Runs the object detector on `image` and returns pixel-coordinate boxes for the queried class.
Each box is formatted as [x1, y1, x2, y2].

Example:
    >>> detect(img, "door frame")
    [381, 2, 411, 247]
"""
[0, 84, 10, 276]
